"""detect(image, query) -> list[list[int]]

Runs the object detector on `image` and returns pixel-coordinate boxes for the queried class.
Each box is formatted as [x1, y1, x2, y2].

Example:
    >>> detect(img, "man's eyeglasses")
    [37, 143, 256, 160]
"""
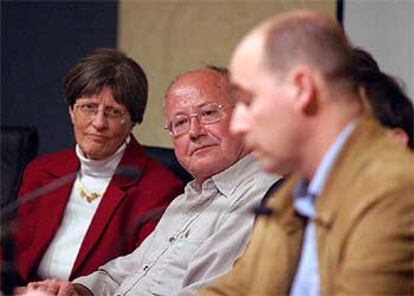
[74, 103, 129, 121]
[165, 102, 233, 137]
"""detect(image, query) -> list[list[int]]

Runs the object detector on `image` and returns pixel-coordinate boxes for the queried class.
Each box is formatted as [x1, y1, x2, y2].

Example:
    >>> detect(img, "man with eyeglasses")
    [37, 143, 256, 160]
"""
[20, 67, 278, 295]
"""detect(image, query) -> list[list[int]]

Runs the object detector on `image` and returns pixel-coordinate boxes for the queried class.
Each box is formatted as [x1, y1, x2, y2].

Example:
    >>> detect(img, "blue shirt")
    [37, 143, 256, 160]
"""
[290, 121, 355, 296]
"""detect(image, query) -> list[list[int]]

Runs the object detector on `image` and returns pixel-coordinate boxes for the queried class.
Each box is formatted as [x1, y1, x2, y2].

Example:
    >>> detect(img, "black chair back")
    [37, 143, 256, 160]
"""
[1, 126, 38, 210]
[143, 145, 192, 184]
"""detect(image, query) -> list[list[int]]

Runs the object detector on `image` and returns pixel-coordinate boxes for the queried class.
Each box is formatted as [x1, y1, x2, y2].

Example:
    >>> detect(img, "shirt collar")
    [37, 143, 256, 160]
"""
[212, 154, 259, 198]
[76, 135, 130, 178]
[293, 121, 356, 218]
[184, 154, 259, 199]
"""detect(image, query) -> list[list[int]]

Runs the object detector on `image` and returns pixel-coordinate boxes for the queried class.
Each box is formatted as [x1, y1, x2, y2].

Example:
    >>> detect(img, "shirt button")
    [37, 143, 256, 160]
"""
[169, 236, 176, 243]
[143, 265, 149, 271]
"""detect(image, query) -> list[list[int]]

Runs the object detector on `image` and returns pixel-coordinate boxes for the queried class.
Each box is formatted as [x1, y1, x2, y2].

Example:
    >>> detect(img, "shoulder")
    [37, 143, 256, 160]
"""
[25, 148, 76, 172]
[332, 118, 414, 203]
[138, 157, 185, 195]
[349, 135, 414, 198]
[327, 132, 414, 228]
[228, 166, 278, 211]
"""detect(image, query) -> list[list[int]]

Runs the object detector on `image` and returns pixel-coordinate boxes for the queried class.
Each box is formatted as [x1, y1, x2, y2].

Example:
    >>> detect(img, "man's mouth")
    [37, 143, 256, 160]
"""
[190, 144, 216, 155]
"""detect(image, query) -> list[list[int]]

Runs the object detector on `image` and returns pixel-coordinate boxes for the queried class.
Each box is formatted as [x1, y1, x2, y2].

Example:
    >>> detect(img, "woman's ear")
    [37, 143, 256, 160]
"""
[127, 121, 136, 133]
[68, 106, 75, 124]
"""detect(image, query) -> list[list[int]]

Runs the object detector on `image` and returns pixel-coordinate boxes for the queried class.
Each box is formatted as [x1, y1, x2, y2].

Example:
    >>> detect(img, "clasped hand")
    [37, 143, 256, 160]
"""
[14, 280, 80, 296]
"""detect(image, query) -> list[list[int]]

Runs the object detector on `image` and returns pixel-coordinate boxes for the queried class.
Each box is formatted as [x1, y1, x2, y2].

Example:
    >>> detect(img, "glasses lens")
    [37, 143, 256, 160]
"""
[106, 107, 126, 119]
[77, 103, 98, 116]
[76, 103, 127, 121]
[199, 103, 222, 123]
[171, 115, 190, 136]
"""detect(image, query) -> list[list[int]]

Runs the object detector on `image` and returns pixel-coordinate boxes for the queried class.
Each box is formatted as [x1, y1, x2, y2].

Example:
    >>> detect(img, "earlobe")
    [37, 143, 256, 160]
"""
[128, 122, 136, 132]
[391, 128, 409, 147]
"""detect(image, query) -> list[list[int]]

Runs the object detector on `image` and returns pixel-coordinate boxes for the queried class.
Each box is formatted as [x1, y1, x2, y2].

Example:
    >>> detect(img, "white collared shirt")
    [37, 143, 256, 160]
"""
[74, 154, 277, 296]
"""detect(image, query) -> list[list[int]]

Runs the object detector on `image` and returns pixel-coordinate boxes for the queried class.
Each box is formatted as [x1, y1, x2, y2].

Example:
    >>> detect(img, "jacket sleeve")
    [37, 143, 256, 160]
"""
[333, 185, 414, 294]
[12, 161, 44, 276]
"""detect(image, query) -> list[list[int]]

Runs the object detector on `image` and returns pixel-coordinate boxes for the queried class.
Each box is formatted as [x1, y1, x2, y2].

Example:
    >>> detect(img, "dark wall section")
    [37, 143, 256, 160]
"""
[2, 1, 118, 156]
[336, 0, 344, 24]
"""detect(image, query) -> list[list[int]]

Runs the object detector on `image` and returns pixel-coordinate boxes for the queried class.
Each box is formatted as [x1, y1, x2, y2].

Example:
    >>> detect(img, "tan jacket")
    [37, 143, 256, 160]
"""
[201, 116, 414, 295]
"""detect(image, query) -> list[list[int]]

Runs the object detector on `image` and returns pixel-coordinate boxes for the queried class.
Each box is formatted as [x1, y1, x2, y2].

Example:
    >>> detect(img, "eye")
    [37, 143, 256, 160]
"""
[173, 116, 189, 128]
[80, 103, 98, 112]
[108, 108, 125, 117]
[200, 105, 220, 120]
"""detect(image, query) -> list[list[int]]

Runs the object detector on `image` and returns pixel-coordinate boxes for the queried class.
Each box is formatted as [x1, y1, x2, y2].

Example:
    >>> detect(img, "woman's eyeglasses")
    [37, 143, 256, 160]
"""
[74, 103, 129, 122]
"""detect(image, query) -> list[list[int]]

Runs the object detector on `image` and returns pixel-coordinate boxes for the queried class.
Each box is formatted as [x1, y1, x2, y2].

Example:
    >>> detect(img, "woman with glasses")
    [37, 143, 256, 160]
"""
[11, 48, 184, 284]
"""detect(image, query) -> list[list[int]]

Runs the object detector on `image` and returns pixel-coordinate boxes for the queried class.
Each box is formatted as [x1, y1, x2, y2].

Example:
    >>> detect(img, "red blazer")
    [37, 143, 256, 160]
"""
[12, 136, 184, 283]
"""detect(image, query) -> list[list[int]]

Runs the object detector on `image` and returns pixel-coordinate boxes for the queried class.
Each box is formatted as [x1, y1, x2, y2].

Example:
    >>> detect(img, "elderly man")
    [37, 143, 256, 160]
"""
[21, 67, 276, 295]
[202, 11, 414, 295]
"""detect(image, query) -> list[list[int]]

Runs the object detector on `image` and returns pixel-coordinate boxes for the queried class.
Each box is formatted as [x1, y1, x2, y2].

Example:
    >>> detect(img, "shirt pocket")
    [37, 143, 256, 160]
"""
[150, 239, 203, 295]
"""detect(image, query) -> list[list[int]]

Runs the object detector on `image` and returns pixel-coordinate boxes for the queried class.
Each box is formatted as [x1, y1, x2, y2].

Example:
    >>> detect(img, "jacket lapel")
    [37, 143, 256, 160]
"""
[27, 151, 79, 277]
[71, 137, 147, 274]
[315, 115, 388, 294]
[262, 175, 306, 293]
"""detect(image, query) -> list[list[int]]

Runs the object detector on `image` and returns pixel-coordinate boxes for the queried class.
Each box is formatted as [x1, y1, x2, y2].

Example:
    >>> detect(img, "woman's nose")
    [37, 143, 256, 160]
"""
[91, 109, 109, 129]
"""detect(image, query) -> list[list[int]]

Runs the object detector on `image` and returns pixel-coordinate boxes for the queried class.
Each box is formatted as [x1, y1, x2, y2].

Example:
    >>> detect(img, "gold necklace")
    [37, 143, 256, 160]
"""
[74, 179, 103, 203]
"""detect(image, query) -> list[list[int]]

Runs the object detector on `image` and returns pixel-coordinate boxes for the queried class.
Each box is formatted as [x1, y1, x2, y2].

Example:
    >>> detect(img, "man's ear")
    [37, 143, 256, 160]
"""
[391, 127, 409, 147]
[290, 66, 317, 116]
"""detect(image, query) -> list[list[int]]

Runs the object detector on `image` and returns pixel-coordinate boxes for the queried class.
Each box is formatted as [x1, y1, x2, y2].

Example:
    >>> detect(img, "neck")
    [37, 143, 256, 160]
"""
[299, 101, 362, 181]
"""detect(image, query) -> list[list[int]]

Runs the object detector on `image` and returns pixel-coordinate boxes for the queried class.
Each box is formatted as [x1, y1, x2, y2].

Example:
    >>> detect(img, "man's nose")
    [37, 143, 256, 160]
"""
[230, 104, 250, 136]
[188, 115, 206, 139]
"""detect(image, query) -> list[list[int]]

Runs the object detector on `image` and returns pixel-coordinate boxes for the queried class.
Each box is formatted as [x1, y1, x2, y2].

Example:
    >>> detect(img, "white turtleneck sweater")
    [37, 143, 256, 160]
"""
[38, 138, 129, 280]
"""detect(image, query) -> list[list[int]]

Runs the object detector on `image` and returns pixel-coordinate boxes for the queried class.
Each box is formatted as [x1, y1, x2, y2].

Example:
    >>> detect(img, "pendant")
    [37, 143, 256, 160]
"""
[79, 189, 101, 203]
[75, 179, 102, 203]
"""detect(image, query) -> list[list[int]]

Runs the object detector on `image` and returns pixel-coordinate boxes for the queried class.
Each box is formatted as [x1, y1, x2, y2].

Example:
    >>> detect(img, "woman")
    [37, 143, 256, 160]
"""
[12, 48, 184, 283]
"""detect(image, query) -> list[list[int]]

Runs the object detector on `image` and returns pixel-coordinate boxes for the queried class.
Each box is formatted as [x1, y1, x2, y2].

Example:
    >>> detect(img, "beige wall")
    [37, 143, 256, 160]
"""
[118, 0, 336, 148]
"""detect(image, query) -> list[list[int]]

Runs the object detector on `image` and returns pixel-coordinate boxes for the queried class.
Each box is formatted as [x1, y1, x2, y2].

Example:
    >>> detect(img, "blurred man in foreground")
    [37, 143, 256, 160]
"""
[202, 10, 414, 295]
[19, 67, 276, 295]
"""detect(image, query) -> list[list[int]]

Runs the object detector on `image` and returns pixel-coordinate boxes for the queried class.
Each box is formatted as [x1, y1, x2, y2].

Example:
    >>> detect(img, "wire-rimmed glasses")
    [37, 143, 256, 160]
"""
[74, 103, 129, 122]
[165, 102, 233, 137]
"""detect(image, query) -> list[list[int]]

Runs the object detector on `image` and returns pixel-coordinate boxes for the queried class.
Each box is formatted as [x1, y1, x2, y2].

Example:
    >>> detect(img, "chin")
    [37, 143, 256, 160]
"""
[84, 148, 106, 160]
[190, 159, 229, 179]
[254, 154, 279, 174]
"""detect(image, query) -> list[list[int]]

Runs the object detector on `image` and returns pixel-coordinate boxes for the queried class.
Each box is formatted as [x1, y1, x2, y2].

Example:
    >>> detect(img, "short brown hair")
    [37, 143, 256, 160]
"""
[63, 48, 148, 124]
[262, 11, 357, 91]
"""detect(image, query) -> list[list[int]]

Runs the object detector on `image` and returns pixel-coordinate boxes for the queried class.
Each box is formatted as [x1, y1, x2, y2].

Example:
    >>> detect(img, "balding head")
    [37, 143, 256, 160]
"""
[233, 10, 358, 92]
[164, 67, 248, 186]
[230, 11, 363, 178]
[164, 67, 233, 109]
